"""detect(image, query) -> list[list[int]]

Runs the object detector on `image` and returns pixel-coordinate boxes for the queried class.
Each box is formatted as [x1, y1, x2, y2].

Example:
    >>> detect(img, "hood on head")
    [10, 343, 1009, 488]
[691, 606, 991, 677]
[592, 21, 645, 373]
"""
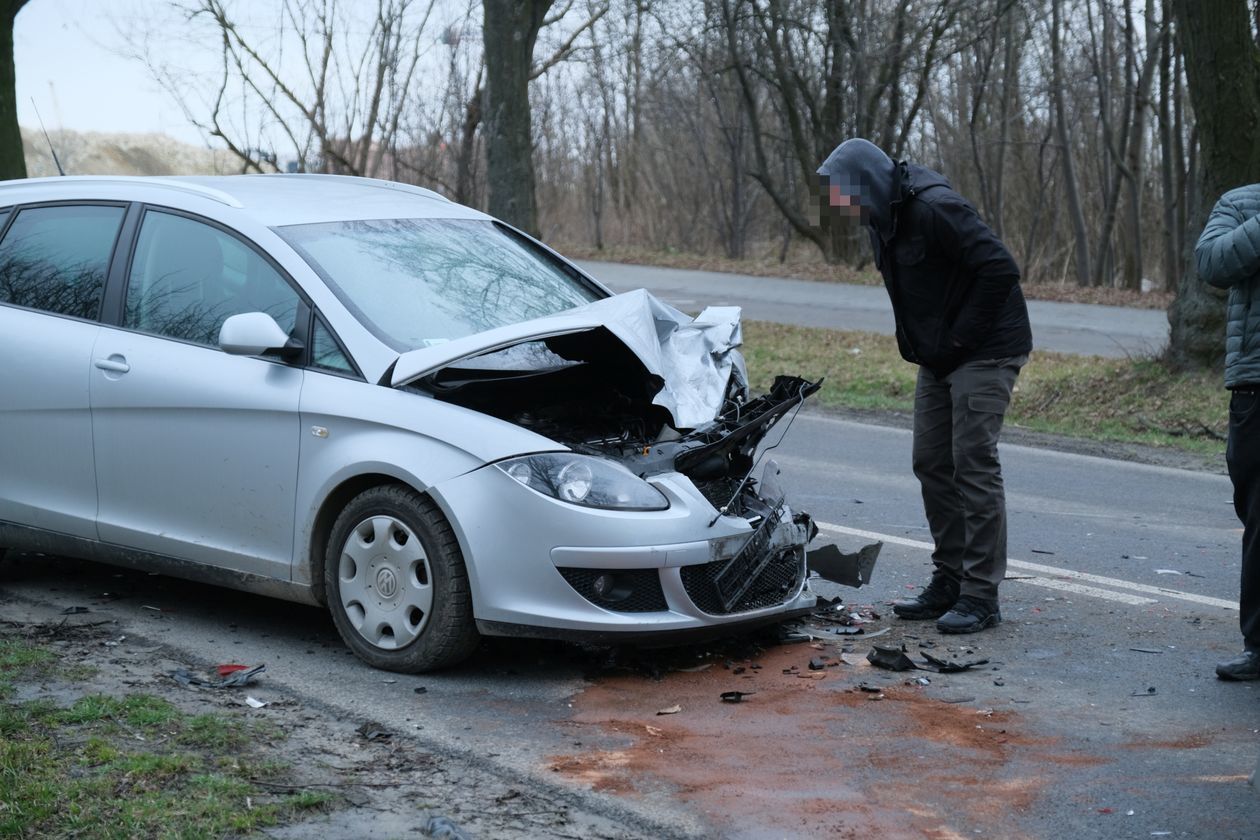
[817, 138, 897, 241]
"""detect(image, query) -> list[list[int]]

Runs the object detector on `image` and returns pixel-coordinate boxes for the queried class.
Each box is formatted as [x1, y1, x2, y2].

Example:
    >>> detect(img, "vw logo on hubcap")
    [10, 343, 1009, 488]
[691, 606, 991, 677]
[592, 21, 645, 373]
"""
[375, 567, 399, 599]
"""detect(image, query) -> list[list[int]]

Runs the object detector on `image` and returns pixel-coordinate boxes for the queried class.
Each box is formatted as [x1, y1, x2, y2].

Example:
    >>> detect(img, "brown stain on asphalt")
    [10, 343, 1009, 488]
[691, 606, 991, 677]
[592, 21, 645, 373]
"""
[549, 642, 1104, 839]
[1121, 732, 1215, 750]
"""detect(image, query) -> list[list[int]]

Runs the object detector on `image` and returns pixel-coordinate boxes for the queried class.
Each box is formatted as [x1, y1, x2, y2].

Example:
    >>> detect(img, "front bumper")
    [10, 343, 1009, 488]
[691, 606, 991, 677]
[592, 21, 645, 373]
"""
[427, 463, 817, 639]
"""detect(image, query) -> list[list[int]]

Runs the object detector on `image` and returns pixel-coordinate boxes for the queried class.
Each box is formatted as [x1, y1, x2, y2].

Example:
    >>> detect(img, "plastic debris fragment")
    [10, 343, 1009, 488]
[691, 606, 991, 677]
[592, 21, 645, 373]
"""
[720, 691, 754, 703]
[867, 645, 917, 672]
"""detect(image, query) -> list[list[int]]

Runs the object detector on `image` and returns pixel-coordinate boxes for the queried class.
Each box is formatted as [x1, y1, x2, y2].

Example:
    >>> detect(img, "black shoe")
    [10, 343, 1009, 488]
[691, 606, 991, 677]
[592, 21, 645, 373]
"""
[1215, 650, 1260, 681]
[892, 581, 959, 620]
[936, 595, 1001, 634]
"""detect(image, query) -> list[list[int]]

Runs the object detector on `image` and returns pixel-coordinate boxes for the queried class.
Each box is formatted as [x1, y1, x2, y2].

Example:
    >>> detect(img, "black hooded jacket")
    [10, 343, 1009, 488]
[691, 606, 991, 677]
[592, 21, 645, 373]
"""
[818, 140, 1032, 375]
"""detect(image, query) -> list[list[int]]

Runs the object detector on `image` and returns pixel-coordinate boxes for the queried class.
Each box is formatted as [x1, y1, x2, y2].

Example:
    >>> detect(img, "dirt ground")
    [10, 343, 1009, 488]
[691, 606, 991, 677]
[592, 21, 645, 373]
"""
[1, 596, 642, 840]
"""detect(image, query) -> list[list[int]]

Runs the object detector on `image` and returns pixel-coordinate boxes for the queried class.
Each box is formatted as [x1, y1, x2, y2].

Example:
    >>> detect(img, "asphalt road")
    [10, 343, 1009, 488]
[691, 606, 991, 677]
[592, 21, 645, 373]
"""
[1, 412, 1253, 838]
[577, 260, 1171, 359]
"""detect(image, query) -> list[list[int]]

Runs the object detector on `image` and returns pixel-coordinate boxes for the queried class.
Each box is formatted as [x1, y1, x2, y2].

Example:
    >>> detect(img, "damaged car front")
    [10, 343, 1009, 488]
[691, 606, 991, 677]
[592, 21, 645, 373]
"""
[390, 291, 824, 640]
[278, 213, 852, 672]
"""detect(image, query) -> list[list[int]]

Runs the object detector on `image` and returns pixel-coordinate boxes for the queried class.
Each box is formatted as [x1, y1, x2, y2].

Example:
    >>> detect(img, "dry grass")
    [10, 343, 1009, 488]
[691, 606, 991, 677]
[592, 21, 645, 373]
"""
[741, 320, 1226, 456]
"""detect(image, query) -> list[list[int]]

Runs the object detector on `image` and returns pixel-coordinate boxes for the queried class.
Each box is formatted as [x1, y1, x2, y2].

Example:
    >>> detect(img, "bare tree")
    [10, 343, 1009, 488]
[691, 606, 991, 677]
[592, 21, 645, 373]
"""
[140, 0, 436, 176]
[1050, 0, 1091, 286]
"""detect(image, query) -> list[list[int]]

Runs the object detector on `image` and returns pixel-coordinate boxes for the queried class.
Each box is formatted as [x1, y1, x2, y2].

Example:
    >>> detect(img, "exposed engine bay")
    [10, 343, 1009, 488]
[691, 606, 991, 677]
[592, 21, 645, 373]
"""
[412, 326, 821, 520]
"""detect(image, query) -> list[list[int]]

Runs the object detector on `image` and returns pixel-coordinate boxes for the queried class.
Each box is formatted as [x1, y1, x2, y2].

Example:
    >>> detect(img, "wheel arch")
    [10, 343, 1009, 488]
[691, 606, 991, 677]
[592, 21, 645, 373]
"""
[306, 472, 457, 606]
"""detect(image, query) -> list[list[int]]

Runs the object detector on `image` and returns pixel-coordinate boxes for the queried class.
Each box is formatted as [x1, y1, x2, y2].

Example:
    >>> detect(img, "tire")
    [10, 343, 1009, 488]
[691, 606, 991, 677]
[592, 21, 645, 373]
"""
[324, 485, 479, 673]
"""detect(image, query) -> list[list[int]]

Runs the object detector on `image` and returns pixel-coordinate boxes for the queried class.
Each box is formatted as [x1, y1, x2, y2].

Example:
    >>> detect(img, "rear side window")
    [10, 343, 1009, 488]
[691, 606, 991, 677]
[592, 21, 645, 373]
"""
[0, 204, 125, 319]
[124, 210, 299, 347]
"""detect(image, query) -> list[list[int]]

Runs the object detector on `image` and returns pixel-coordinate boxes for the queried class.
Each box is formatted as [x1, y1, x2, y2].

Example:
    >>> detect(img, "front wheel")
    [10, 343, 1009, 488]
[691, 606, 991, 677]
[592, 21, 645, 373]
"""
[324, 485, 479, 672]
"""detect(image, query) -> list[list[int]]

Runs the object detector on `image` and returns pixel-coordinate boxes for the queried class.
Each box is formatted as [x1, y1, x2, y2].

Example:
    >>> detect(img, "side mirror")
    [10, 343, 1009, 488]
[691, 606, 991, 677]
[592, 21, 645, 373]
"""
[219, 312, 303, 359]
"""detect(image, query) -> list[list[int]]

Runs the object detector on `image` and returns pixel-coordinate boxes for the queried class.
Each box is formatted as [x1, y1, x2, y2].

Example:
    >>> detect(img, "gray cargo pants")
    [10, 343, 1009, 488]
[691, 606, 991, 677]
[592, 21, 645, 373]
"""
[912, 356, 1025, 601]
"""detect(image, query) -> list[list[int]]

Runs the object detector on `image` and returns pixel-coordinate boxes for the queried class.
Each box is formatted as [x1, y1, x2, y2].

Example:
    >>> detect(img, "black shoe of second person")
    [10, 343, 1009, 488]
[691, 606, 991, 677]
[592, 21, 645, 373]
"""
[1215, 649, 1260, 681]
[892, 582, 958, 620]
[936, 595, 1001, 634]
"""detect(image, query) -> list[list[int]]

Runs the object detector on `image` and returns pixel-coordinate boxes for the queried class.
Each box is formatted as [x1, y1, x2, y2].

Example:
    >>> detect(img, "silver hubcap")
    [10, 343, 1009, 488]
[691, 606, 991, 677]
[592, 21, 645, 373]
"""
[338, 515, 433, 649]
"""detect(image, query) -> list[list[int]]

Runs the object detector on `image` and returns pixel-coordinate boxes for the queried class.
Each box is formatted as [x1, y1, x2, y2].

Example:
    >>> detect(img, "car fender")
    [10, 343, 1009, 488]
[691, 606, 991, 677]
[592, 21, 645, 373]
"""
[292, 371, 568, 588]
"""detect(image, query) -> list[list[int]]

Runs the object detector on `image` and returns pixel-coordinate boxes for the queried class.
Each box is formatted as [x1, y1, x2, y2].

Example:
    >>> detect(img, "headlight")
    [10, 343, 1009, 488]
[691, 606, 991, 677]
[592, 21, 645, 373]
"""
[496, 454, 669, 511]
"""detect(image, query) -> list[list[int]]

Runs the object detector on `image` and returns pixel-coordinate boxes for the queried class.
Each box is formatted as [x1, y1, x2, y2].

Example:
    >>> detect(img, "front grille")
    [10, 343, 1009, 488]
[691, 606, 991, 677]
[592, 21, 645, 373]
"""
[558, 567, 669, 612]
[694, 477, 746, 514]
[680, 548, 806, 615]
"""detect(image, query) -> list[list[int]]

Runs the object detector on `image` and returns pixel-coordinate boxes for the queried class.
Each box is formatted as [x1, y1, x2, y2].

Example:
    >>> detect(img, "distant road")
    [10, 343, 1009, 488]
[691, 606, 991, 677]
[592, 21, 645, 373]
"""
[577, 260, 1170, 359]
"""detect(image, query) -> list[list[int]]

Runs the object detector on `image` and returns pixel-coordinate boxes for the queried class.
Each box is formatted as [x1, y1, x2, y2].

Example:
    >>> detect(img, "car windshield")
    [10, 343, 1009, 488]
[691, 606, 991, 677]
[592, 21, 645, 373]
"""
[277, 218, 602, 352]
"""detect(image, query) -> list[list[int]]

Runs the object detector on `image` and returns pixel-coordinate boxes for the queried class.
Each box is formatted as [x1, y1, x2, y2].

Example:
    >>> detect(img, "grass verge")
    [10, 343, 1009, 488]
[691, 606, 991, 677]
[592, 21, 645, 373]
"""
[742, 320, 1227, 457]
[0, 634, 333, 838]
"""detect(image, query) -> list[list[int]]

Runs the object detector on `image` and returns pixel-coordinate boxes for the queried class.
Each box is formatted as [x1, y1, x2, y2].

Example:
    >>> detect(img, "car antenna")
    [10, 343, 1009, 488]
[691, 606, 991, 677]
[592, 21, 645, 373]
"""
[31, 98, 66, 176]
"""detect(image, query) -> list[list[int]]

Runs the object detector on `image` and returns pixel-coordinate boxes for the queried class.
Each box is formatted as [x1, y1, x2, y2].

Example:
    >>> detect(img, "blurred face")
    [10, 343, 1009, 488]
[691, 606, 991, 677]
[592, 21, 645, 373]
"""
[827, 184, 862, 217]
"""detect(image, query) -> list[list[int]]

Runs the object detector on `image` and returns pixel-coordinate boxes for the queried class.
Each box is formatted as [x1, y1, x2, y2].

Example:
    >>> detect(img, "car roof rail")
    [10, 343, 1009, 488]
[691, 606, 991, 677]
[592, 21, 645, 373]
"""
[263, 173, 450, 203]
[0, 175, 246, 208]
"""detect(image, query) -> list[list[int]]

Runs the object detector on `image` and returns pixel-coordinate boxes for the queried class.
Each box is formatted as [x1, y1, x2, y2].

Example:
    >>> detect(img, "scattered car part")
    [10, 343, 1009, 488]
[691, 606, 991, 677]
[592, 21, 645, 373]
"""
[919, 651, 990, 673]
[719, 691, 753, 703]
[169, 663, 265, 689]
[866, 645, 918, 671]
[808, 541, 883, 588]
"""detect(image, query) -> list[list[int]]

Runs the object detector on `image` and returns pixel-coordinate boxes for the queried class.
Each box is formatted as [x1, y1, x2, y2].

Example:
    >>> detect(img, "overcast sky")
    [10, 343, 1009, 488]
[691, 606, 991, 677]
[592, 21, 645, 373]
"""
[15, 0, 211, 144]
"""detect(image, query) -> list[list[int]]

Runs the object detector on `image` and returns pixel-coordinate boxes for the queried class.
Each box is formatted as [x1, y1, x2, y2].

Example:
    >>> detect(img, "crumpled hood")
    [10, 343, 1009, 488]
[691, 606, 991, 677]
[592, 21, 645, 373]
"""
[391, 288, 748, 430]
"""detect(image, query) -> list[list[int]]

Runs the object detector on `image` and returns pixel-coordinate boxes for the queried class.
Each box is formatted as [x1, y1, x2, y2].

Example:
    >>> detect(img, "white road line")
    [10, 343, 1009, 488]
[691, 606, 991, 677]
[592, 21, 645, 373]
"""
[817, 521, 1238, 612]
[1015, 577, 1158, 606]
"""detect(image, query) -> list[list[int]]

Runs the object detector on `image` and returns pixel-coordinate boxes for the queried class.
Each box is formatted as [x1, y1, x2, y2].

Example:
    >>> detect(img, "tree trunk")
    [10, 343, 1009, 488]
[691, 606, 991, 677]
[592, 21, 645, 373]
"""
[483, 0, 553, 238]
[1052, 0, 1091, 286]
[1119, 1, 1162, 290]
[992, 5, 1019, 241]
[0, 1, 31, 181]
[454, 85, 483, 207]
[1168, 0, 1260, 369]
[1157, 6, 1178, 293]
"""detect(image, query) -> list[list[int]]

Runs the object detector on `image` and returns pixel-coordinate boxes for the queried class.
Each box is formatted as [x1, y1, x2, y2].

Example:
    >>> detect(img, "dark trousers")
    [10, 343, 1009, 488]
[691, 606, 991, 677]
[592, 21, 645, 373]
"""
[1227, 390, 1260, 650]
[912, 356, 1024, 601]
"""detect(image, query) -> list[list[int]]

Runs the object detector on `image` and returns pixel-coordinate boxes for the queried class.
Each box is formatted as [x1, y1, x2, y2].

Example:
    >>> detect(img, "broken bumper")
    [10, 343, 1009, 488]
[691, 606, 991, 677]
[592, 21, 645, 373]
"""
[427, 464, 817, 640]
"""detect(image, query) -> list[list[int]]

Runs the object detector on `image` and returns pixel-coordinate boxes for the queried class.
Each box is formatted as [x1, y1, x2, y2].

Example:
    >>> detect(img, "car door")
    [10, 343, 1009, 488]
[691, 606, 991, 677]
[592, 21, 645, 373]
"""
[90, 208, 305, 579]
[0, 202, 128, 539]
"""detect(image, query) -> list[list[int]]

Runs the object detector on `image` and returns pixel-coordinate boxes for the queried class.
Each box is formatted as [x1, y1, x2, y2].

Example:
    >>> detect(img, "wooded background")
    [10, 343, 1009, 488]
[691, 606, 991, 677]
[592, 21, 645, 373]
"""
[6, 0, 1260, 367]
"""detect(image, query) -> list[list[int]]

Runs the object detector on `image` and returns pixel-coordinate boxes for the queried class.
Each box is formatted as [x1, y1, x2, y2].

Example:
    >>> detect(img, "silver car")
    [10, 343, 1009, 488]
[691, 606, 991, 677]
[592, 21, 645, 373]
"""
[0, 175, 832, 672]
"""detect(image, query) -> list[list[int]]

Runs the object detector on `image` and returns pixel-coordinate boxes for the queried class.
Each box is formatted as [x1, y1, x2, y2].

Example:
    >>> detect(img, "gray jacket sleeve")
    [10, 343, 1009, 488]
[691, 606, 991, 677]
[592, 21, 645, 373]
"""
[1196, 193, 1260, 289]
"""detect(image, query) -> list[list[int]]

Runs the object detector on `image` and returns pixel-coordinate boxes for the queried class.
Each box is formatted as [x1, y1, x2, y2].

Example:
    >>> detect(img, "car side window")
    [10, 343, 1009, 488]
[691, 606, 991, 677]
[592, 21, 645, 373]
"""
[310, 318, 357, 375]
[0, 204, 125, 320]
[124, 210, 299, 347]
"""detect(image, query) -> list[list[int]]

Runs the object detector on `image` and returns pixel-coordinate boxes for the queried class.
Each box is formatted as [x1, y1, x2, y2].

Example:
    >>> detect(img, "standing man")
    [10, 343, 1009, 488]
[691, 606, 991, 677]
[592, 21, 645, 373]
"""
[817, 138, 1032, 634]
[1196, 186, 1260, 680]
